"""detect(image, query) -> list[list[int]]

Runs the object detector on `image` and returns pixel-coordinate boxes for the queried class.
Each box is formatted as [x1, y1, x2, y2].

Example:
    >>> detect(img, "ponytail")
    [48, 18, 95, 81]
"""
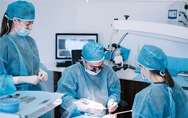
[151, 69, 174, 87]
[164, 69, 174, 87]
[0, 13, 12, 37]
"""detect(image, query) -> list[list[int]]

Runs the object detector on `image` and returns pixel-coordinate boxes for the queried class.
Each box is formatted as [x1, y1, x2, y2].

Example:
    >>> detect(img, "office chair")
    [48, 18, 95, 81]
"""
[71, 49, 82, 64]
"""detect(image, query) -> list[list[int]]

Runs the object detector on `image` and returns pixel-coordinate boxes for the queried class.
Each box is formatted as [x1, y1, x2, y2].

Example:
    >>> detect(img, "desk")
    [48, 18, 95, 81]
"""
[44, 63, 188, 118]
[44, 63, 138, 81]
[44, 63, 188, 89]
[0, 91, 63, 118]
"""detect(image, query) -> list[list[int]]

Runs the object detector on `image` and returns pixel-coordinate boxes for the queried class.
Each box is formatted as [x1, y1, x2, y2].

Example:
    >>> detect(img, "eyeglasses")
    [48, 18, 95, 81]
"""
[138, 65, 142, 68]
[86, 61, 104, 72]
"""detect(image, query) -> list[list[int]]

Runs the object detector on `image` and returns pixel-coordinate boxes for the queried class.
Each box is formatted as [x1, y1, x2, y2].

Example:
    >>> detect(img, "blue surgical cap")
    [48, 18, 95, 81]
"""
[137, 45, 167, 72]
[6, 1, 35, 21]
[82, 42, 105, 63]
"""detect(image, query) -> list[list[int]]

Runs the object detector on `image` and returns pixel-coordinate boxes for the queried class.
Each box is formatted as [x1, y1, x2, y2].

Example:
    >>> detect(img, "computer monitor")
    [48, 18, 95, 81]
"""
[55, 33, 98, 62]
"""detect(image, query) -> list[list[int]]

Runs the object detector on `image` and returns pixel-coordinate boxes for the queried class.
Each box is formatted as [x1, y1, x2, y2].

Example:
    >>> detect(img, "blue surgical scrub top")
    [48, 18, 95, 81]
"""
[0, 34, 44, 96]
[132, 82, 188, 118]
[56, 63, 121, 117]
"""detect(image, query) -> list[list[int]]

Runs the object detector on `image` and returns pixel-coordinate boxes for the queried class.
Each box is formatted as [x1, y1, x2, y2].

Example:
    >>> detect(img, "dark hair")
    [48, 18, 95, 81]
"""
[151, 69, 174, 87]
[0, 13, 12, 37]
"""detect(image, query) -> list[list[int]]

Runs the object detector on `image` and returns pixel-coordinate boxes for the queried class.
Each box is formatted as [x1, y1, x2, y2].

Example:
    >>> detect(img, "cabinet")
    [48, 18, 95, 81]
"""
[117, 79, 149, 118]
[53, 71, 62, 118]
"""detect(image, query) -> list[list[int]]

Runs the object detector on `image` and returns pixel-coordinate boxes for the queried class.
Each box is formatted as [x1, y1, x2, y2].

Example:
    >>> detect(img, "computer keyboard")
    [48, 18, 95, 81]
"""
[56, 61, 72, 67]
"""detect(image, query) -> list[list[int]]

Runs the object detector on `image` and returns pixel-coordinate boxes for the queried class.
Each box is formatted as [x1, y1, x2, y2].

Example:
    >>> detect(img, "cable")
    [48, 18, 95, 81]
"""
[117, 33, 128, 47]
[114, 110, 132, 115]
[179, 11, 188, 21]
[108, 29, 118, 62]
[109, 33, 128, 63]
[178, 20, 186, 26]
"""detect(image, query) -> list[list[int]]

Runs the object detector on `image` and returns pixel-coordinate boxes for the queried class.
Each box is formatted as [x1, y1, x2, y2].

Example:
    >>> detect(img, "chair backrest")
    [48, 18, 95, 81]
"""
[71, 49, 82, 64]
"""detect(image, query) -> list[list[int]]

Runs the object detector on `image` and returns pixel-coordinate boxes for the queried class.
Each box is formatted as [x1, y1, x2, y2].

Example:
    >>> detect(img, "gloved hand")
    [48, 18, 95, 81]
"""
[77, 98, 105, 115]
[38, 68, 48, 82]
[13, 75, 40, 85]
[107, 99, 118, 113]
[102, 114, 117, 118]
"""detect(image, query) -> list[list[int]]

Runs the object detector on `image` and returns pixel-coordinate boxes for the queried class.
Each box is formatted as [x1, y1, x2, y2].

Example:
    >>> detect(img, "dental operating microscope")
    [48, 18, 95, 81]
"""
[106, 32, 135, 72]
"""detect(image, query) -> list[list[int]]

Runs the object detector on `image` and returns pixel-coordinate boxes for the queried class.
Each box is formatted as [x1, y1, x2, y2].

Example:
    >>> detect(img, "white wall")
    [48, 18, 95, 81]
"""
[1, 0, 188, 66]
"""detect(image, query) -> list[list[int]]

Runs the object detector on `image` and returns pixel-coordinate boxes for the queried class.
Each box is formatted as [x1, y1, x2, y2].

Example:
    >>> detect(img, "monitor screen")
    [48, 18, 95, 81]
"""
[55, 33, 98, 61]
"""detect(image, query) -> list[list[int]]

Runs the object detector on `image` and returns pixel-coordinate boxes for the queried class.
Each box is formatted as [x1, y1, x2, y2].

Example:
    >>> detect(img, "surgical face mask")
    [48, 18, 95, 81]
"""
[85, 68, 101, 76]
[141, 70, 152, 83]
[15, 20, 31, 36]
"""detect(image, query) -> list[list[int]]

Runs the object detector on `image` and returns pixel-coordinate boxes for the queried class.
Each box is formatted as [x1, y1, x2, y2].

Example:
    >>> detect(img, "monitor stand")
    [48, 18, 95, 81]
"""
[56, 61, 72, 67]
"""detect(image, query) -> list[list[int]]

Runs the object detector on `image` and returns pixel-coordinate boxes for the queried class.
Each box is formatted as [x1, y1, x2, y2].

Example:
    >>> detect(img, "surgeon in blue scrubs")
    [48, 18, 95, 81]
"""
[57, 42, 121, 118]
[0, 1, 48, 96]
[132, 45, 188, 118]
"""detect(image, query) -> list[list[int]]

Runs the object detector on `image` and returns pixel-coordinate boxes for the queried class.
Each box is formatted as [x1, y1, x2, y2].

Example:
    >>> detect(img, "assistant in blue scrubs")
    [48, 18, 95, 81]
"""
[0, 1, 48, 96]
[132, 45, 188, 118]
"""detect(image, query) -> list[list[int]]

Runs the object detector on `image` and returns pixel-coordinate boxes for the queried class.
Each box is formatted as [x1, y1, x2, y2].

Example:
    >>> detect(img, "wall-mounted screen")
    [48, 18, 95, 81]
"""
[55, 33, 98, 61]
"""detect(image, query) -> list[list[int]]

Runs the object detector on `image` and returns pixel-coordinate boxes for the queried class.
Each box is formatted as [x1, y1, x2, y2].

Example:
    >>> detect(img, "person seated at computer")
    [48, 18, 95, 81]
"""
[56, 42, 121, 117]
